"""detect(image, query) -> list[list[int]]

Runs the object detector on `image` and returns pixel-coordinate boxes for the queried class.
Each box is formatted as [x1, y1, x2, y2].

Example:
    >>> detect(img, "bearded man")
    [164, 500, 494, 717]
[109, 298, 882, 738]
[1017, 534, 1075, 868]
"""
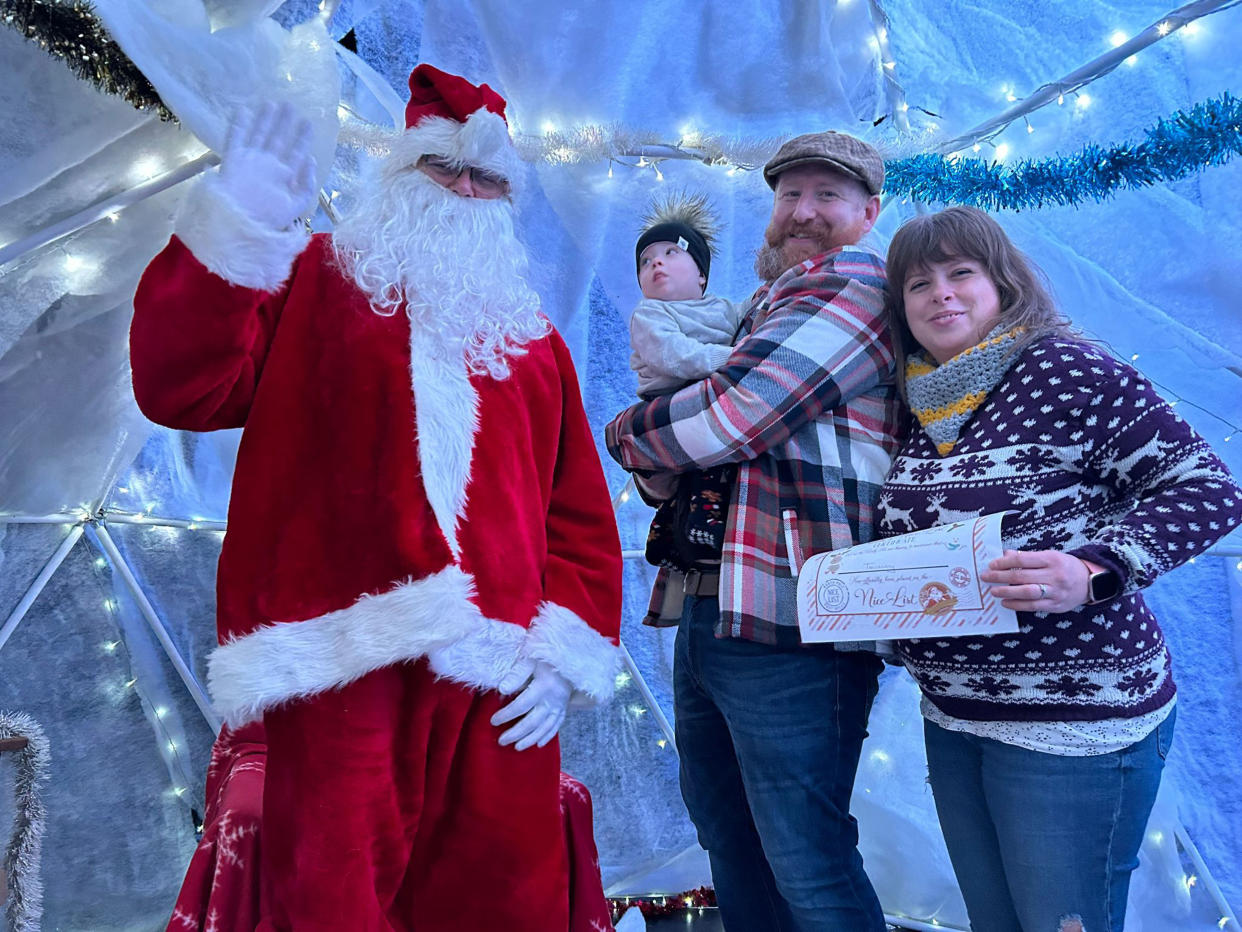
[606, 131, 901, 930]
[131, 65, 621, 930]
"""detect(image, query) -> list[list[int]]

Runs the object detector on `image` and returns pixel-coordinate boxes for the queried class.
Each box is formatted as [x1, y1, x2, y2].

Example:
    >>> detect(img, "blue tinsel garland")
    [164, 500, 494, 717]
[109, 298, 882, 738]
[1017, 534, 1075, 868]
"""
[884, 92, 1242, 210]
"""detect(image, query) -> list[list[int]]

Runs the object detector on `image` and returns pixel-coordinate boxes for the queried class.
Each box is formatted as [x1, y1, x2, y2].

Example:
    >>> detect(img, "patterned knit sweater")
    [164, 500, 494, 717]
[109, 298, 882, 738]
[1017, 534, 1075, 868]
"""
[877, 336, 1242, 722]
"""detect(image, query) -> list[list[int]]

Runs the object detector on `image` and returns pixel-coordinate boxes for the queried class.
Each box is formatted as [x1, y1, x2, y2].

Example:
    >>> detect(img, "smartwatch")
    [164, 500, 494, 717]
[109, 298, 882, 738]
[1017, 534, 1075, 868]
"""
[1085, 567, 1122, 605]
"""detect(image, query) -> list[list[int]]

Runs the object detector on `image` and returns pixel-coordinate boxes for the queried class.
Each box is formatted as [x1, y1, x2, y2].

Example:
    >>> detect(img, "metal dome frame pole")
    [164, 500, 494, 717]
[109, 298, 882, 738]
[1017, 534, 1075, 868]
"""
[0, 526, 84, 654]
[92, 523, 221, 734]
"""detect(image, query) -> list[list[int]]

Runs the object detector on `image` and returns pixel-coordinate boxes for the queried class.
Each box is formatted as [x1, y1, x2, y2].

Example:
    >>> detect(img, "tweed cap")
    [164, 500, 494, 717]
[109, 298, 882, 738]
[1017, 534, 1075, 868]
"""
[762, 130, 884, 195]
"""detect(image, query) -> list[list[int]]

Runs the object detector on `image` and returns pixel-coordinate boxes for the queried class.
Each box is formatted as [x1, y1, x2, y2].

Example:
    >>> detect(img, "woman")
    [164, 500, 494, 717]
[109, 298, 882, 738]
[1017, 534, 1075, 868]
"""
[877, 206, 1242, 932]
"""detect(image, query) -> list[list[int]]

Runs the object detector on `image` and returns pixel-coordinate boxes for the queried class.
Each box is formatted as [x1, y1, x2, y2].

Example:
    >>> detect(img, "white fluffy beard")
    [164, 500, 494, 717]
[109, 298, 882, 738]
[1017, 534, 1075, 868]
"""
[332, 165, 549, 379]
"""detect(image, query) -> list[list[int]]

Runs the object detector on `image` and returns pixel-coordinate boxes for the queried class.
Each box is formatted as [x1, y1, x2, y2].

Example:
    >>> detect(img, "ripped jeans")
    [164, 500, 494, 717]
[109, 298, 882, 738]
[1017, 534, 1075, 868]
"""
[924, 710, 1174, 932]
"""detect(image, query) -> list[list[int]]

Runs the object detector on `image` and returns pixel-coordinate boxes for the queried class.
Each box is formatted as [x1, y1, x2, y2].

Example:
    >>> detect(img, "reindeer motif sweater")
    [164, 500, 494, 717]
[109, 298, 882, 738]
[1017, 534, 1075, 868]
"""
[877, 336, 1242, 722]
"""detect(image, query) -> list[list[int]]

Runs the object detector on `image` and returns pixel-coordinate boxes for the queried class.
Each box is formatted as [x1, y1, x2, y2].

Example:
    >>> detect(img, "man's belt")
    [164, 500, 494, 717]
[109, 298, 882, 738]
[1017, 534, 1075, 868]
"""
[682, 568, 720, 597]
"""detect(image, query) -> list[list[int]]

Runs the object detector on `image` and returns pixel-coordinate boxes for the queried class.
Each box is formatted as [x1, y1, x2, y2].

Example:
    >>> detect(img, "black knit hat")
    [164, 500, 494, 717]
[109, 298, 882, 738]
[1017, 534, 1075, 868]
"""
[635, 192, 719, 288]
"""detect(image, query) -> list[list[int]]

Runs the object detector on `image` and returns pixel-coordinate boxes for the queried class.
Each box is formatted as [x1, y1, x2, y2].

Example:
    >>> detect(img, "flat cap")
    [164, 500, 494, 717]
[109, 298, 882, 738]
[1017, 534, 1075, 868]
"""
[762, 130, 884, 195]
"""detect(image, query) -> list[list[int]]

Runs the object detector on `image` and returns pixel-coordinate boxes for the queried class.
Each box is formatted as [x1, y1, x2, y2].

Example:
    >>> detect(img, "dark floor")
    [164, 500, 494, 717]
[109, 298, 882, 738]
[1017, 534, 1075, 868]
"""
[642, 911, 904, 929]
[645, 909, 724, 930]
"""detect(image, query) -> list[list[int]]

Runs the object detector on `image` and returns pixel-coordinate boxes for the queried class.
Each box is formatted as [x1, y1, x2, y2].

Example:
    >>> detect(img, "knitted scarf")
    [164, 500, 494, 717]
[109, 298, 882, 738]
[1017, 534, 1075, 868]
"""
[906, 326, 1025, 455]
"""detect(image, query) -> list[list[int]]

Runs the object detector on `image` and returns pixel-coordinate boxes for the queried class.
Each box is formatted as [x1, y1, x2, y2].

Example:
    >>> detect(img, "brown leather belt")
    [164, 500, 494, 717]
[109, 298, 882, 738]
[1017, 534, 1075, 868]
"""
[682, 568, 720, 596]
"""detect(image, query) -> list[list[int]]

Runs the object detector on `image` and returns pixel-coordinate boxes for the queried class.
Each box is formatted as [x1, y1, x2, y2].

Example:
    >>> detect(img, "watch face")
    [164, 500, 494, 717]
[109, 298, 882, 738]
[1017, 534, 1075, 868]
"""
[1090, 570, 1121, 603]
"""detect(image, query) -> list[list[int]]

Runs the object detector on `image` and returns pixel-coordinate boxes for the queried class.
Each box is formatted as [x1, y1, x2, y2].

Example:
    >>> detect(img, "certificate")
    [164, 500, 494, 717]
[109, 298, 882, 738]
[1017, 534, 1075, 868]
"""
[796, 513, 1017, 643]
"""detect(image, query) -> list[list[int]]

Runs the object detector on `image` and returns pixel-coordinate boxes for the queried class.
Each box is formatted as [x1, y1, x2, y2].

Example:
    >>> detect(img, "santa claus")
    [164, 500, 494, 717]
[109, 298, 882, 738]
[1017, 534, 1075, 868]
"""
[130, 64, 622, 930]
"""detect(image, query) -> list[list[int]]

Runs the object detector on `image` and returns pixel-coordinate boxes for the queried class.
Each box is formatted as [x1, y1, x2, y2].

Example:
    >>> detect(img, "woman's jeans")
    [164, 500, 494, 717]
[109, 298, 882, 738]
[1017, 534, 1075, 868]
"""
[924, 708, 1175, 932]
[674, 595, 886, 931]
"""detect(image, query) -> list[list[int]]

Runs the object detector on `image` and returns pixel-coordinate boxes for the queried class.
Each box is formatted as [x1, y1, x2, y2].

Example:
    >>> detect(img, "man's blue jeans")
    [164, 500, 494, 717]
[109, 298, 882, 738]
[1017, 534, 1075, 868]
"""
[674, 595, 886, 931]
[924, 708, 1175, 932]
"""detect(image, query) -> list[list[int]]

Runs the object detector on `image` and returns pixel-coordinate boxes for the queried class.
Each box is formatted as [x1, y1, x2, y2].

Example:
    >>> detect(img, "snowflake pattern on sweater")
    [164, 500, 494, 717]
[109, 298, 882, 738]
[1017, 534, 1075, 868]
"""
[878, 337, 1242, 722]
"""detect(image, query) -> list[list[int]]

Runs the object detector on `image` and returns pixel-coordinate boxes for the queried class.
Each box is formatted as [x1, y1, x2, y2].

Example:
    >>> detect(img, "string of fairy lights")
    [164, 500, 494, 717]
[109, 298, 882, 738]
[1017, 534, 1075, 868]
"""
[89, 525, 207, 822]
[2, 1, 1242, 923]
[0, 503, 218, 834]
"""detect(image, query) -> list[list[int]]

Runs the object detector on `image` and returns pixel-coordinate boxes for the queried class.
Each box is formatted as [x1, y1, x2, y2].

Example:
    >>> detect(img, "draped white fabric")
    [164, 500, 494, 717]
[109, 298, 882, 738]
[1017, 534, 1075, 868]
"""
[0, 0, 1239, 927]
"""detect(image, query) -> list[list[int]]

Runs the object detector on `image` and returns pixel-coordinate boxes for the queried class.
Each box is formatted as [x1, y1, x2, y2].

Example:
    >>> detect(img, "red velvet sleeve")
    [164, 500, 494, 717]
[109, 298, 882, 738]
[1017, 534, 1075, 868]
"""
[129, 235, 294, 431]
[543, 330, 623, 644]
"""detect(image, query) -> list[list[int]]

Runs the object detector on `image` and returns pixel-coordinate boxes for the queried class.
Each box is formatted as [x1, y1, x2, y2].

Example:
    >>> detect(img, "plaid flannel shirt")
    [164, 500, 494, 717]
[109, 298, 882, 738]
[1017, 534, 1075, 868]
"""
[605, 246, 902, 645]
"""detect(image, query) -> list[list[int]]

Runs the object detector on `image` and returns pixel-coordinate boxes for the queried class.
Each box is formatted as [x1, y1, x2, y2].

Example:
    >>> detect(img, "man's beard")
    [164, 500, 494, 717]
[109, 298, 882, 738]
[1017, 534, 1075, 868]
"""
[753, 217, 836, 282]
[331, 164, 548, 379]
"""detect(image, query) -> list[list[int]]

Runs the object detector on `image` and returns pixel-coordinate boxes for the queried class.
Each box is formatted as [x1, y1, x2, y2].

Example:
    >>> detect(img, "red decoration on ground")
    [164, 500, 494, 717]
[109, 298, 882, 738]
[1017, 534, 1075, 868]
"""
[608, 885, 718, 921]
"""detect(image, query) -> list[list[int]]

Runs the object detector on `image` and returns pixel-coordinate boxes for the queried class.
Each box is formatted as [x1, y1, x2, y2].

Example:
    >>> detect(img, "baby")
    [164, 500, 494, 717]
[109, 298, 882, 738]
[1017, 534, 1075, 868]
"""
[628, 193, 743, 570]
[630, 193, 744, 397]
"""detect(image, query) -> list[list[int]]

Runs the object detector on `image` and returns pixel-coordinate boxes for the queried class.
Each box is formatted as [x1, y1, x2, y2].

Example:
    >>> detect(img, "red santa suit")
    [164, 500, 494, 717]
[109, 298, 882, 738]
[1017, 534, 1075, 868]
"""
[131, 66, 621, 931]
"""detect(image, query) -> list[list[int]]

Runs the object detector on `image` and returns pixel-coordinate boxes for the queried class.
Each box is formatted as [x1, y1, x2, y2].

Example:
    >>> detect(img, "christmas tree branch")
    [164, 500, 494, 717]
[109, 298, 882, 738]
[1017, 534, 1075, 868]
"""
[1, 0, 174, 120]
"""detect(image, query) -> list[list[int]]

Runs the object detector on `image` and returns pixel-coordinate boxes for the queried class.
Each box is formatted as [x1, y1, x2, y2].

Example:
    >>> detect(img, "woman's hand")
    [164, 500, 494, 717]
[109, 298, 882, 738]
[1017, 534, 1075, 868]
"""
[980, 549, 1094, 612]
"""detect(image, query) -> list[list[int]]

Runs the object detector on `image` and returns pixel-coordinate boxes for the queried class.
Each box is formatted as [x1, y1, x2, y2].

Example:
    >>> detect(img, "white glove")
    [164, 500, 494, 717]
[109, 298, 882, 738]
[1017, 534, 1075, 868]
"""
[218, 101, 318, 230]
[490, 661, 573, 751]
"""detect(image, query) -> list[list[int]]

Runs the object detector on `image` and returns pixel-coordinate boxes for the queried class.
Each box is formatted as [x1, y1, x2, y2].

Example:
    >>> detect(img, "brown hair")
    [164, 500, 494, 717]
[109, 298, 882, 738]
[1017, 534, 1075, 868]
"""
[885, 206, 1073, 400]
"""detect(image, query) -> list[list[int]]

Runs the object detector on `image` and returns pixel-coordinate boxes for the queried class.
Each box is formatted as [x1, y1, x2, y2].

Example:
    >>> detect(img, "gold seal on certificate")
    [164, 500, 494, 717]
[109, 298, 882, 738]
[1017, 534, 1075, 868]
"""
[796, 512, 1018, 643]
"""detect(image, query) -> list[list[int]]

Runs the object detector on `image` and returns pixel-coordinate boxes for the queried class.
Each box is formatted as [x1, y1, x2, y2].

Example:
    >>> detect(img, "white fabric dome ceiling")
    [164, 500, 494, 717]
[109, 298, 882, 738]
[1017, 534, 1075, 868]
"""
[0, 0, 1239, 928]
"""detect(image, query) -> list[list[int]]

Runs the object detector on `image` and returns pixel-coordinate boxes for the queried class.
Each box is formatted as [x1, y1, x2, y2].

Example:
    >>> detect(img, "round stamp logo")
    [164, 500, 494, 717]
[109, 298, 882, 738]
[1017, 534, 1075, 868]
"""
[919, 581, 958, 616]
[949, 566, 971, 588]
[818, 578, 850, 613]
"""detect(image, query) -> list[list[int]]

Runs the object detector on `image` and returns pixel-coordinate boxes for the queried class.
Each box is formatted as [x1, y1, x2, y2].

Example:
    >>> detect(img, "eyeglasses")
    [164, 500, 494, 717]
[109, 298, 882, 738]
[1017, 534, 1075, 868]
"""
[418, 156, 509, 197]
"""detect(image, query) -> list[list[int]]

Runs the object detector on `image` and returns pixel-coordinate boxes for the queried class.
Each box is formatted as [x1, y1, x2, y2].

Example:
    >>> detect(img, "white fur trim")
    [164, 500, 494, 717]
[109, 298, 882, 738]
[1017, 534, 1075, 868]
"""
[175, 173, 309, 292]
[208, 565, 483, 727]
[427, 619, 533, 693]
[389, 111, 525, 195]
[408, 339, 479, 559]
[524, 602, 621, 705]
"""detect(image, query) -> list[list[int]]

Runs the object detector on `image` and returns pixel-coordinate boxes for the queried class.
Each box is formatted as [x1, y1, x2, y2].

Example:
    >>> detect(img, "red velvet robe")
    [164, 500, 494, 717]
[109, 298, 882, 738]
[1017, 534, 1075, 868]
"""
[131, 232, 622, 726]
[133, 120, 622, 931]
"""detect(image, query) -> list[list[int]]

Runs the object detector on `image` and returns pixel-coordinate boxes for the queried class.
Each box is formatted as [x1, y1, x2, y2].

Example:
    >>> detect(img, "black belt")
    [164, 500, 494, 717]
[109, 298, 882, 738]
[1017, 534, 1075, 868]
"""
[682, 568, 720, 596]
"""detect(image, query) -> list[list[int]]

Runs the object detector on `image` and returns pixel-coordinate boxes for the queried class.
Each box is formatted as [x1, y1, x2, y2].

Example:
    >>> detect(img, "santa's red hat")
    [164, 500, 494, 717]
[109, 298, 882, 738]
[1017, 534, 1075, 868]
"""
[390, 63, 523, 194]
